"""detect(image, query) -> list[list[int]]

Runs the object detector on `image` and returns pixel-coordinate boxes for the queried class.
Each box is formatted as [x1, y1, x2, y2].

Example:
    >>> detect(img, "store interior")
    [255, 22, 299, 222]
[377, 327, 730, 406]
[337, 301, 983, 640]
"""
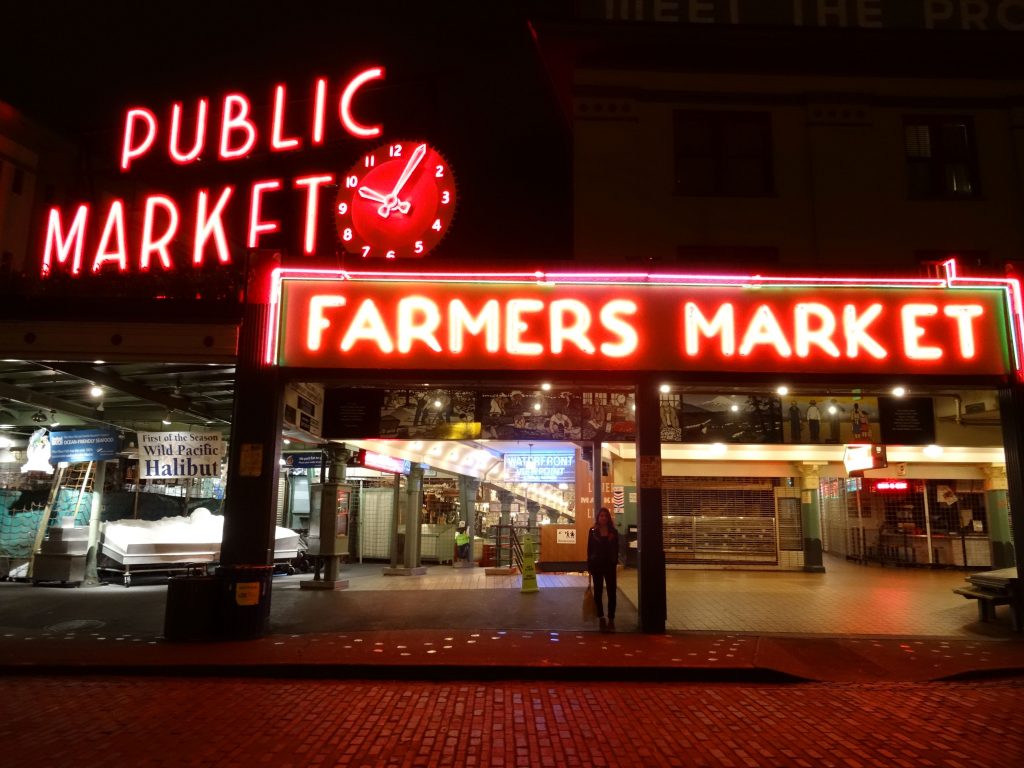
[0, 364, 1013, 605]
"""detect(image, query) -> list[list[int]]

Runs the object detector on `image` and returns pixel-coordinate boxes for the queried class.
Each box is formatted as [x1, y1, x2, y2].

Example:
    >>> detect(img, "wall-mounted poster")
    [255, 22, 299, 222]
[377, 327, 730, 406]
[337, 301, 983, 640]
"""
[379, 389, 480, 440]
[878, 396, 936, 445]
[581, 391, 636, 441]
[661, 393, 783, 443]
[321, 388, 386, 439]
[782, 396, 880, 444]
[477, 389, 581, 440]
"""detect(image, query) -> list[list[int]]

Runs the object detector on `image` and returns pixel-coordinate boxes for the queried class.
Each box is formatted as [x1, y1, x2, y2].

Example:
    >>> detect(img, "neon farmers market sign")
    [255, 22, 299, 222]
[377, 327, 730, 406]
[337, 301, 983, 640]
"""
[269, 260, 1024, 378]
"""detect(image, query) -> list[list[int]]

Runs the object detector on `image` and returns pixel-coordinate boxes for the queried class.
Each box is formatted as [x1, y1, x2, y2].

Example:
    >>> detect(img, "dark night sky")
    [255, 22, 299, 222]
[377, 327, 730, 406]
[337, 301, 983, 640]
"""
[0, 1, 573, 264]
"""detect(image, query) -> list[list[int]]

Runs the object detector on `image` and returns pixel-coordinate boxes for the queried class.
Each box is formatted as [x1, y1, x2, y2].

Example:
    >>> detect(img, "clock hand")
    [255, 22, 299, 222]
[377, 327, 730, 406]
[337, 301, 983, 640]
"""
[357, 186, 389, 205]
[389, 143, 427, 199]
[358, 186, 397, 219]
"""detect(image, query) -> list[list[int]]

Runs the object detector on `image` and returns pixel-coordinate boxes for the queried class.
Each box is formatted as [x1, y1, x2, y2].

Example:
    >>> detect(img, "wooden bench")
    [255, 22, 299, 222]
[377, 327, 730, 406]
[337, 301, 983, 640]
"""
[953, 585, 1022, 632]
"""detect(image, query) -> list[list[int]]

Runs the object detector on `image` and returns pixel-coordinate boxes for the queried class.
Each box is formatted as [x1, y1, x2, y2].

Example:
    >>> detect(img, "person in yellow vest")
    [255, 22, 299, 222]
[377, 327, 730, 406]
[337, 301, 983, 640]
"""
[455, 521, 471, 563]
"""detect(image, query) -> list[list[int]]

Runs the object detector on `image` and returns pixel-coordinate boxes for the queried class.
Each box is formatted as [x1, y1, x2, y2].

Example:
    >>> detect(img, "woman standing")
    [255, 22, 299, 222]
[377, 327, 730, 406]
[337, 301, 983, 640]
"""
[587, 507, 620, 632]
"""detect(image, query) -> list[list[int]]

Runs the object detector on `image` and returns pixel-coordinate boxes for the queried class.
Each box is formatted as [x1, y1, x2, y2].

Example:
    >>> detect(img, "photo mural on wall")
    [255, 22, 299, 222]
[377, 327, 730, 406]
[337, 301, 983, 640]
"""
[379, 389, 480, 440]
[580, 391, 636, 442]
[323, 387, 636, 442]
[782, 396, 880, 444]
[476, 389, 582, 440]
[660, 393, 784, 443]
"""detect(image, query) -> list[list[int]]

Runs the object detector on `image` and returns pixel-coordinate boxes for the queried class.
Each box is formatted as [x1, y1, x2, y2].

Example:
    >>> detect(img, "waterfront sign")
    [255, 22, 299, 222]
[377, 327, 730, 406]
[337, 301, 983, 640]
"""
[503, 452, 576, 484]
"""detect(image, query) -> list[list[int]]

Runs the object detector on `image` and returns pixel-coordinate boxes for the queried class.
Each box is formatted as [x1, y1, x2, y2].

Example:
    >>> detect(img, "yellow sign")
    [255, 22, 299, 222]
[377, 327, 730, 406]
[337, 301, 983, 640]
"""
[239, 443, 263, 478]
[520, 534, 539, 594]
[235, 582, 260, 606]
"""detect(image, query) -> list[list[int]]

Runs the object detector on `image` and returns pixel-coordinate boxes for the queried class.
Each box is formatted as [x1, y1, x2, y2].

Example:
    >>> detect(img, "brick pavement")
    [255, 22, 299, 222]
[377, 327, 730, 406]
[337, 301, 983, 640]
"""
[1, 676, 1022, 767]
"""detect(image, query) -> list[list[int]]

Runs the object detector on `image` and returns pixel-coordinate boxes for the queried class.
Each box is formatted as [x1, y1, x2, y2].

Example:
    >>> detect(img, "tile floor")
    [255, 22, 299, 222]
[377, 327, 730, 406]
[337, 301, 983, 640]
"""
[284, 553, 1004, 637]
[616, 554, 998, 637]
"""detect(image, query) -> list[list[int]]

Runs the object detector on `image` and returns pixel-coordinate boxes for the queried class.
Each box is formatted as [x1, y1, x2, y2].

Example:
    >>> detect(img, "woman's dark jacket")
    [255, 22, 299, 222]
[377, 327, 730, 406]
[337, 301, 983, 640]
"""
[587, 526, 619, 571]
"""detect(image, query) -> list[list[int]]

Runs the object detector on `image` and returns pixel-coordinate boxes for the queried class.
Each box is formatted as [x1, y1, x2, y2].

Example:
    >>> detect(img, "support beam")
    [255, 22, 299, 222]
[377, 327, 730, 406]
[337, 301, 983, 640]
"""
[635, 375, 666, 634]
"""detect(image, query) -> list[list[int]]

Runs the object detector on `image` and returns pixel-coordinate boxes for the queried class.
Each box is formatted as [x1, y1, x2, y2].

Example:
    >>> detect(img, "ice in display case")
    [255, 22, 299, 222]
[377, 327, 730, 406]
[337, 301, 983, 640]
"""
[100, 508, 300, 585]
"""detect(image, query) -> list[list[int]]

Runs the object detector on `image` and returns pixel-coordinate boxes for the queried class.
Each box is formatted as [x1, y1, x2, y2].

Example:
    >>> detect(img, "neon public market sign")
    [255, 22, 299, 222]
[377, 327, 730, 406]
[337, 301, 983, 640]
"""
[40, 68, 391, 276]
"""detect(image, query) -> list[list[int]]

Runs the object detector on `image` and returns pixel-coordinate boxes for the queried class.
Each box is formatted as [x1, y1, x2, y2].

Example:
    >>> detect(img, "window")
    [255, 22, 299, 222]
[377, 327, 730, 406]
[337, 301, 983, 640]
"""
[676, 245, 779, 272]
[674, 111, 773, 196]
[12, 168, 24, 195]
[904, 117, 979, 199]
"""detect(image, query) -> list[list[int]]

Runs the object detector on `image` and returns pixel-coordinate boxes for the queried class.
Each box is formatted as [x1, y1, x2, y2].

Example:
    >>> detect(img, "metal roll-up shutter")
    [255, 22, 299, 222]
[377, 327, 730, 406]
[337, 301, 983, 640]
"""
[662, 477, 780, 565]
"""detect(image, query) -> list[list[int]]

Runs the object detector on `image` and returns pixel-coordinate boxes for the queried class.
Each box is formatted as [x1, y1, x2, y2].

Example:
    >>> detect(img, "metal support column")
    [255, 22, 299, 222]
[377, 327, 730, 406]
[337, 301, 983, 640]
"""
[634, 376, 666, 634]
[456, 476, 480, 568]
[998, 383, 1024, 629]
[200, 252, 282, 640]
[983, 465, 1014, 569]
[799, 463, 826, 572]
[404, 464, 424, 570]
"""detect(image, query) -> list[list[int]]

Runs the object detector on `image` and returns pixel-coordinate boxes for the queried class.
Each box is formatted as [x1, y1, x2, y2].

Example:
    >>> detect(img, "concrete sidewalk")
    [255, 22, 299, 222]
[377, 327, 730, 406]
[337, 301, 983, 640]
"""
[2, 562, 1022, 683]
[2, 625, 1022, 683]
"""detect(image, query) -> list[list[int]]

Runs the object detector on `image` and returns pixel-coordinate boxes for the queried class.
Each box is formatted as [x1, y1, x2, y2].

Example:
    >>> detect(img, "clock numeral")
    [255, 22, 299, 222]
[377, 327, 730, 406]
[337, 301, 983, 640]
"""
[343, 228, 353, 241]
[435, 165, 445, 178]
[337, 202, 348, 214]
[364, 155, 375, 168]
[345, 175, 359, 188]
[431, 218, 442, 232]
[361, 245, 371, 257]
[414, 240, 424, 254]
[441, 191, 451, 205]
[389, 143, 402, 157]
[386, 250, 396, 259]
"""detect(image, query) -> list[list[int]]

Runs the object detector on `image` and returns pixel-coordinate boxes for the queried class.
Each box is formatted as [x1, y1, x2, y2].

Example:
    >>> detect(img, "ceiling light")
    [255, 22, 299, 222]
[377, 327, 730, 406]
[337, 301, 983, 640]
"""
[828, 405, 837, 415]
[162, 412, 173, 425]
[730, 404, 739, 412]
[923, 444, 944, 457]
[533, 403, 541, 411]
[93, 359, 105, 365]
[0, 424, 14, 430]
[708, 443, 728, 456]
[776, 386, 789, 396]
[90, 385, 103, 398]
[541, 383, 551, 391]
[892, 386, 906, 397]
[659, 384, 670, 393]
[433, 400, 442, 409]
[31, 410, 47, 424]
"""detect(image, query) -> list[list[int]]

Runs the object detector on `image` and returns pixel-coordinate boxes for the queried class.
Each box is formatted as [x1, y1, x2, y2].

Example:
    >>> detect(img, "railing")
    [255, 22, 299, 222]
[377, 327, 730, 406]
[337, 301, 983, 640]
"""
[493, 525, 540, 570]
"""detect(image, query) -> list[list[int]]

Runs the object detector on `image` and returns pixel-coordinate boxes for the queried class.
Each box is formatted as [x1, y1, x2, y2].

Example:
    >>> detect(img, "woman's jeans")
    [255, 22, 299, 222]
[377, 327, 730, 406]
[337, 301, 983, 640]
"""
[589, 564, 617, 620]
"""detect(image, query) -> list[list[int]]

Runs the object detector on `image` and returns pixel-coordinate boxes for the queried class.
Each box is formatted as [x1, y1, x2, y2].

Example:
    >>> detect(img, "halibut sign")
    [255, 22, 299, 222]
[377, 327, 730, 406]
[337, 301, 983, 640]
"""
[139, 431, 224, 479]
[272, 272, 1019, 377]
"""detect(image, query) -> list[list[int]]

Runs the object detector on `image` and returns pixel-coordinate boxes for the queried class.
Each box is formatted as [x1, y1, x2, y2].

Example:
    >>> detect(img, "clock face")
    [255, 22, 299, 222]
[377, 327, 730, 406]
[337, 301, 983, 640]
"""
[335, 140, 456, 259]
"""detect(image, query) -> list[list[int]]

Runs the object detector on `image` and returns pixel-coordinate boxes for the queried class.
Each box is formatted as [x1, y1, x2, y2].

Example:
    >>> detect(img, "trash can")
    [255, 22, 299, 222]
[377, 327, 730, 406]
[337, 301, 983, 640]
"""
[164, 575, 219, 642]
[217, 564, 273, 640]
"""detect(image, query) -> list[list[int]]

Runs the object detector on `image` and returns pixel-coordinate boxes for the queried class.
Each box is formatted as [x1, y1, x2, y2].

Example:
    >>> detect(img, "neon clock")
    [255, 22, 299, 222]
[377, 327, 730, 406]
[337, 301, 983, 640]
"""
[335, 140, 456, 259]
